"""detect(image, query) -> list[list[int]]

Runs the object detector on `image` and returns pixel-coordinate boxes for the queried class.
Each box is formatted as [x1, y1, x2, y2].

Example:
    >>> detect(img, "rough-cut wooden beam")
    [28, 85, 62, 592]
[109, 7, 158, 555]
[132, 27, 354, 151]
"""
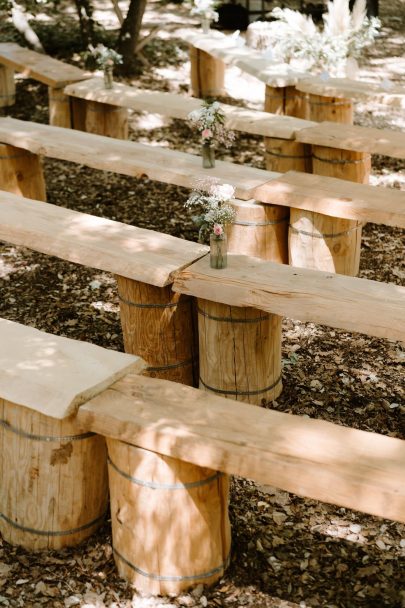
[254, 171, 405, 229]
[296, 121, 405, 159]
[0, 42, 87, 88]
[0, 117, 277, 200]
[64, 77, 314, 140]
[76, 373, 405, 524]
[0, 191, 208, 287]
[173, 255, 405, 343]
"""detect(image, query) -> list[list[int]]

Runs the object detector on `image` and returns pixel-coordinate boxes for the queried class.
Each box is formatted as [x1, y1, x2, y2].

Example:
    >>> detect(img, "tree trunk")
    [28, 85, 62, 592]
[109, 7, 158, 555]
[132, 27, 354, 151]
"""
[74, 0, 96, 48]
[118, 0, 147, 74]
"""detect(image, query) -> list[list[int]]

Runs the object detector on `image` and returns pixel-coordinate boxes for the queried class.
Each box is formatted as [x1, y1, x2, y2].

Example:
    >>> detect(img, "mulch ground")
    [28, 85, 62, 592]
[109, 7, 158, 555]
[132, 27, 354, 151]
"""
[0, 0, 404, 606]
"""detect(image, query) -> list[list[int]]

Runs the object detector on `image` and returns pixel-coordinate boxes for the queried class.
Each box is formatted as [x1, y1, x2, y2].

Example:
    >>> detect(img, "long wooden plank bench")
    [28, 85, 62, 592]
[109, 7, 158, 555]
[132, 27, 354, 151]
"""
[1, 191, 404, 344]
[1, 118, 405, 229]
[0, 42, 88, 126]
[77, 372, 405, 525]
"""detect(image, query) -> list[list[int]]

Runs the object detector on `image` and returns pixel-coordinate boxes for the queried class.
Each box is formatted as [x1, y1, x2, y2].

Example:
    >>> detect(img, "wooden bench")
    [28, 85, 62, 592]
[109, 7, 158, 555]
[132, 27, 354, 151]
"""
[0, 42, 88, 127]
[0, 317, 142, 550]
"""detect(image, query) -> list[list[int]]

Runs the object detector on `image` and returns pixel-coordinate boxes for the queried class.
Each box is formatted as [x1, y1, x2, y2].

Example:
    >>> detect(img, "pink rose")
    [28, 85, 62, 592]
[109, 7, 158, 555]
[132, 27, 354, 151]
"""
[213, 223, 223, 236]
[202, 128, 213, 139]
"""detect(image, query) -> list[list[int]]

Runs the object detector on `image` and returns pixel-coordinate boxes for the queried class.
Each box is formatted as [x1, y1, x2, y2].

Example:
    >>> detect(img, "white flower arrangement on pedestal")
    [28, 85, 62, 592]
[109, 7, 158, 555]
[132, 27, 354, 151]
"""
[190, 0, 219, 33]
[185, 179, 236, 244]
[263, 0, 380, 78]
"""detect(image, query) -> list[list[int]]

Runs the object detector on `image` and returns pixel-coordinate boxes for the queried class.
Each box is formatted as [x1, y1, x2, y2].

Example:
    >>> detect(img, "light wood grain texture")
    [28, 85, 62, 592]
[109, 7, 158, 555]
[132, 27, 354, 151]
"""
[0, 143, 46, 201]
[264, 138, 312, 173]
[107, 439, 230, 594]
[256, 171, 405, 228]
[296, 76, 405, 109]
[76, 373, 405, 524]
[190, 46, 225, 98]
[0, 191, 208, 287]
[228, 199, 289, 263]
[173, 254, 405, 342]
[0, 42, 88, 87]
[0, 117, 278, 199]
[0, 65, 15, 108]
[48, 86, 72, 128]
[0, 399, 108, 550]
[117, 277, 197, 385]
[198, 299, 282, 404]
[85, 100, 128, 139]
[64, 77, 315, 140]
[308, 94, 353, 124]
[0, 318, 144, 419]
[296, 121, 405, 158]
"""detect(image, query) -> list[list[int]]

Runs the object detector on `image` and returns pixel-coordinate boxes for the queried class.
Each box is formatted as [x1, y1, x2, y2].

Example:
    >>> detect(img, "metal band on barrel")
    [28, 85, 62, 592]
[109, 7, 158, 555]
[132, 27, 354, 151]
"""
[146, 358, 193, 373]
[289, 223, 362, 239]
[0, 153, 30, 159]
[113, 547, 229, 582]
[86, 104, 126, 113]
[198, 307, 269, 324]
[233, 216, 289, 227]
[309, 99, 352, 106]
[0, 419, 95, 442]
[118, 294, 191, 309]
[266, 150, 311, 160]
[0, 510, 106, 537]
[312, 153, 371, 165]
[199, 374, 282, 397]
[108, 456, 222, 490]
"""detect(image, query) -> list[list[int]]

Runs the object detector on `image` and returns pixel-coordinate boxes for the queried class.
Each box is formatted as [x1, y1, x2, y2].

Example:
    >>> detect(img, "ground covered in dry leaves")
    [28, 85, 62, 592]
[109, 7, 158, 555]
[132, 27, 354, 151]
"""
[0, 0, 404, 606]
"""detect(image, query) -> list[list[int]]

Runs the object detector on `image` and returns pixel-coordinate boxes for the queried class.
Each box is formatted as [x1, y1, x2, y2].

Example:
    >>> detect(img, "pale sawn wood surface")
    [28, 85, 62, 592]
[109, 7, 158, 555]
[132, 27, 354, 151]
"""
[76, 373, 405, 524]
[0, 191, 208, 287]
[173, 255, 405, 343]
[0, 42, 88, 88]
[0, 318, 144, 419]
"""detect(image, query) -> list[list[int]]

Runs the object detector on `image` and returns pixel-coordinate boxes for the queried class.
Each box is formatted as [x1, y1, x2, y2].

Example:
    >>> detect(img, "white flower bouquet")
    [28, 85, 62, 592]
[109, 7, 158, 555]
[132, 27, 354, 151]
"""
[185, 179, 236, 243]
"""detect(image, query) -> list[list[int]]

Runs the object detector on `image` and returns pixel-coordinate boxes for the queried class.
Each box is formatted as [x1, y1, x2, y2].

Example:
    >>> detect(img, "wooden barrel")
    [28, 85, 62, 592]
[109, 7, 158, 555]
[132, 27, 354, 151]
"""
[85, 100, 128, 139]
[265, 138, 312, 173]
[265, 85, 309, 119]
[107, 439, 231, 595]
[198, 299, 282, 405]
[289, 146, 371, 275]
[0, 400, 108, 550]
[116, 277, 197, 386]
[190, 46, 225, 98]
[308, 93, 353, 124]
[228, 198, 289, 263]
[0, 66, 15, 108]
[0, 143, 46, 201]
[48, 86, 72, 128]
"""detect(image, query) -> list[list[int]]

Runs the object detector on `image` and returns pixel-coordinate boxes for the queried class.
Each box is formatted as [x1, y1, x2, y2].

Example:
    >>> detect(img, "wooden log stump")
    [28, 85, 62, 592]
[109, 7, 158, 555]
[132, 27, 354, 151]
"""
[106, 439, 231, 595]
[0, 66, 15, 108]
[228, 198, 289, 263]
[198, 299, 282, 404]
[85, 100, 128, 139]
[116, 277, 197, 386]
[71, 97, 87, 131]
[0, 399, 108, 550]
[308, 93, 353, 124]
[289, 147, 371, 275]
[190, 46, 225, 98]
[264, 86, 311, 173]
[48, 86, 71, 128]
[0, 143, 46, 201]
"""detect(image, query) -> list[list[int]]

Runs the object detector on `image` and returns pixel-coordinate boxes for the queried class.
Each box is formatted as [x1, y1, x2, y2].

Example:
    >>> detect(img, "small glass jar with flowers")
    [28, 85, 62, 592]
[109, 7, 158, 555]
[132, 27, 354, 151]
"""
[188, 100, 235, 169]
[92, 44, 123, 90]
[185, 179, 236, 269]
[190, 0, 219, 34]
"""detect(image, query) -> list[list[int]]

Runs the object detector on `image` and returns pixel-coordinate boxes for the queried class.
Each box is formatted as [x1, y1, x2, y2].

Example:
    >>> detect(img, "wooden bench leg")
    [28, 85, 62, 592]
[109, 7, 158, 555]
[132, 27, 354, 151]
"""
[106, 439, 231, 594]
[308, 93, 353, 124]
[0, 143, 46, 201]
[116, 277, 197, 386]
[0, 400, 108, 550]
[190, 46, 225, 98]
[0, 66, 16, 109]
[85, 100, 128, 139]
[198, 299, 282, 405]
[48, 86, 72, 128]
[289, 146, 371, 276]
[71, 97, 87, 131]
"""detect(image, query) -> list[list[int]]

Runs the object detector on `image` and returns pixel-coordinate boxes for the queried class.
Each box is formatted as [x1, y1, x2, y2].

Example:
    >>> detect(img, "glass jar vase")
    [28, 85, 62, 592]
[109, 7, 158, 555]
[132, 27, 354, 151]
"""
[103, 65, 114, 89]
[202, 142, 215, 169]
[210, 234, 227, 269]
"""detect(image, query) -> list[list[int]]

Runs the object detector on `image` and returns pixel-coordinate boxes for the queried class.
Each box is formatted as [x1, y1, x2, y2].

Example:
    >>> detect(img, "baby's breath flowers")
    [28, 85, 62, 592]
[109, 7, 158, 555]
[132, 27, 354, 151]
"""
[188, 100, 235, 148]
[185, 179, 236, 243]
[92, 44, 123, 69]
[190, 0, 219, 27]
